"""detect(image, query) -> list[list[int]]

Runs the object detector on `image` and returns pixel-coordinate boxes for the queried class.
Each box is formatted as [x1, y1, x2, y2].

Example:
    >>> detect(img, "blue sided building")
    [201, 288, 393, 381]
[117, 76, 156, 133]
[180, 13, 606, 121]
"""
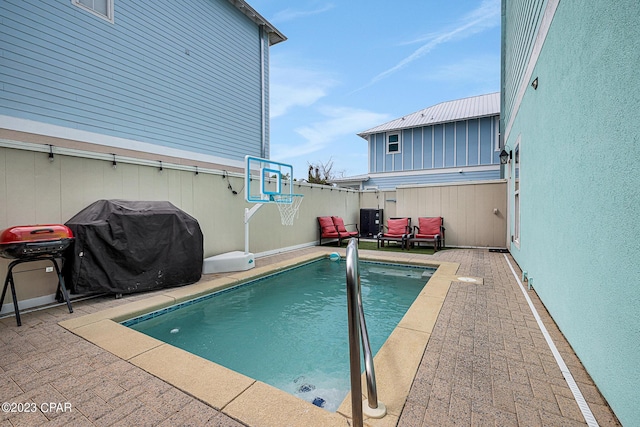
[339, 92, 500, 190]
[0, 0, 285, 170]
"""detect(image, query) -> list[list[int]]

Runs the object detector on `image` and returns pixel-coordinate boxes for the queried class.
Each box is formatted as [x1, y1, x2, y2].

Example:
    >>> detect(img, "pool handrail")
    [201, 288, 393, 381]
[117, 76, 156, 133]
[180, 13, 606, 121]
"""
[345, 238, 386, 425]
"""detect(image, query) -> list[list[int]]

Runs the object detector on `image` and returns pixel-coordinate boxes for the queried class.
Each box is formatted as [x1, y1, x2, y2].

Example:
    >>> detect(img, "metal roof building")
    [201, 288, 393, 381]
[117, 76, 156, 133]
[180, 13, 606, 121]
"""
[358, 92, 500, 137]
[334, 92, 501, 190]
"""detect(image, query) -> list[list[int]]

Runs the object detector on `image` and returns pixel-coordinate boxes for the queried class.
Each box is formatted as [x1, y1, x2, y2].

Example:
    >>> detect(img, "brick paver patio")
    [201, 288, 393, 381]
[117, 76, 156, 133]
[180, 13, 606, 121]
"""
[0, 248, 620, 426]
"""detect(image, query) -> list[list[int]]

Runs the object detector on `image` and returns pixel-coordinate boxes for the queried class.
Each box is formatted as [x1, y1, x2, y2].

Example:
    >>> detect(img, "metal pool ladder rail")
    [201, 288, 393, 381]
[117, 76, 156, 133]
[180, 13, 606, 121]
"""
[345, 238, 387, 426]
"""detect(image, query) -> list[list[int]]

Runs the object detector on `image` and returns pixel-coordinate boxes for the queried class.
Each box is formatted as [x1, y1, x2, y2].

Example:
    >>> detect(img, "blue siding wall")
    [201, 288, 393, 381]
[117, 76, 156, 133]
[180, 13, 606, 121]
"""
[0, 0, 267, 161]
[455, 121, 466, 166]
[385, 148, 393, 171]
[375, 133, 384, 171]
[368, 115, 499, 174]
[367, 169, 501, 189]
[444, 123, 455, 167]
[423, 128, 433, 169]
[479, 117, 493, 164]
[412, 128, 422, 170]
[468, 120, 479, 165]
[402, 128, 412, 170]
[433, 125, 444, 168]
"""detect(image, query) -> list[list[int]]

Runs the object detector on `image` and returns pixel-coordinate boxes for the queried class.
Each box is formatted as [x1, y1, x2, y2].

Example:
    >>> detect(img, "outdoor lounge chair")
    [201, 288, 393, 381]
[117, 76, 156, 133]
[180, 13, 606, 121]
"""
[377, 217, 412, 249]
[408, 217, 445, 251]
[317, 216, 359, 246]
[331, 216, 359, 243]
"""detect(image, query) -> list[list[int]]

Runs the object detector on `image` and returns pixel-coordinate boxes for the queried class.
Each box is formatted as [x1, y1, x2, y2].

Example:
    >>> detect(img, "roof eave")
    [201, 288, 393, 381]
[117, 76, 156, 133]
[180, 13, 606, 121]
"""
[358, 112, 500, 138]
[228, 0, 287, 45]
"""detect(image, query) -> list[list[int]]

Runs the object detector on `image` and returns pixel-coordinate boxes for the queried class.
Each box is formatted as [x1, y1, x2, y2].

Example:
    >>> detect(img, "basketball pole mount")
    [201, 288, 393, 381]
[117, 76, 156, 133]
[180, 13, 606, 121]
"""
[244, 202, 264, 255]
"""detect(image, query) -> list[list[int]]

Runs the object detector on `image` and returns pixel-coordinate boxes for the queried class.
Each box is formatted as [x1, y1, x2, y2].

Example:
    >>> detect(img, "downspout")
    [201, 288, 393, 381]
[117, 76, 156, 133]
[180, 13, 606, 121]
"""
[259, 25, 267, 158]
[500, 0, 509, 250]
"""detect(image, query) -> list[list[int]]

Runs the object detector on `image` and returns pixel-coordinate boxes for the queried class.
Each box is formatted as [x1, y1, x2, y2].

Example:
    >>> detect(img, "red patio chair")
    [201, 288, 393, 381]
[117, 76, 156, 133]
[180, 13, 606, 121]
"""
[318, 216, 359, 246]
[408, 217, 445, 251]
[318, 216, 339, 246]
[331, 216, 359, 244]
[377, 217, 412, 249]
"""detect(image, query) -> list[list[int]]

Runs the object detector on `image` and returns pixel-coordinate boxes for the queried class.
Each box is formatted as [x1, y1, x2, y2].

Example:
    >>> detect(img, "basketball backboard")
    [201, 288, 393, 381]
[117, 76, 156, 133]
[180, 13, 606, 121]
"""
[245, 155, 294, 204]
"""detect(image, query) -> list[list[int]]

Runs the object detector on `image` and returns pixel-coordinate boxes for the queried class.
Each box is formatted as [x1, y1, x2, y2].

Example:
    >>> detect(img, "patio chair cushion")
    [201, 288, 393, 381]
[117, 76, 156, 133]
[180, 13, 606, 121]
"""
[416, 217, 441, 238]
[318, 216, 339, 237]
[331, 216, 357, 236]
[386, 218, 408, 236]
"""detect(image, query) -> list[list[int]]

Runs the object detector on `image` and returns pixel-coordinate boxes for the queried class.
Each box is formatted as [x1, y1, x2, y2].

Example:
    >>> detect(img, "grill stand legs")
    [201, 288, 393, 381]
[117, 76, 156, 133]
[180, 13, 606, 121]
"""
[1, 256, 73, 327]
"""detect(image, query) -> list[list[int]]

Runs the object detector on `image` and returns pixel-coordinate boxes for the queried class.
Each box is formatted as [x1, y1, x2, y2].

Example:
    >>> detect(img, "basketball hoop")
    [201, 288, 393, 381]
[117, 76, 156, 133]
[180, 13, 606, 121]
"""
[272, 194, 304, 226]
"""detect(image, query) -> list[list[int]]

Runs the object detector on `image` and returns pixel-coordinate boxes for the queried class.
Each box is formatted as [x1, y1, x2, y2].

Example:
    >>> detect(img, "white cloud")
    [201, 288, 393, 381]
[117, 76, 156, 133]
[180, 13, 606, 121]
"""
[357, 0, 500, 91]
[271, 4, 335, 23]
[271, 106, 390, 161]
[425, 55, 500, 83]
[270, 65, 337, 118]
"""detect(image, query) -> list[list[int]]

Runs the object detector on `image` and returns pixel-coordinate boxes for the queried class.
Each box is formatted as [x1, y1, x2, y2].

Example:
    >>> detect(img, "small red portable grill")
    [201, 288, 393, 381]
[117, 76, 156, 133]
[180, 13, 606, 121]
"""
[0, 224, 74, 259]
[0, 224, 74, 326]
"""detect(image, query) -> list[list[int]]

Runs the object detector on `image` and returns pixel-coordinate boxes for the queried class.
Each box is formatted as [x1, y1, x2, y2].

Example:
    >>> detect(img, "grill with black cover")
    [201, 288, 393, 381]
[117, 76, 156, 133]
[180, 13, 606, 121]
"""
[64, 200, 203, 295]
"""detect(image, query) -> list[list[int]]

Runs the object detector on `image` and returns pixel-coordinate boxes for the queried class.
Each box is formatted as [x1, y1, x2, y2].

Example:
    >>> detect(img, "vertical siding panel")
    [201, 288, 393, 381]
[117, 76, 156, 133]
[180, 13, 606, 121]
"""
[479, 117, 493, 165]
[444, 123, 455, 167]
[423, 126, 432, 169]
[412, 128, 423, 170]
[369, 138, 375, 172]
[403, 129, 412, 171]
[456, 121, 467, 166]
[492, 116, 500, 164]
[375, 134, 384, 172]
[433, 125, 444, 168]
[384, 133, 393, 172]
[468, 119, 479, 165]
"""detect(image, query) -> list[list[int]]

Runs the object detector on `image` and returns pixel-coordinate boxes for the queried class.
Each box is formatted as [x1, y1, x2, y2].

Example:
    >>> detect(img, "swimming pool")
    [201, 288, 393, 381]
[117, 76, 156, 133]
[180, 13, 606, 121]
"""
[123, 258, 435, 411]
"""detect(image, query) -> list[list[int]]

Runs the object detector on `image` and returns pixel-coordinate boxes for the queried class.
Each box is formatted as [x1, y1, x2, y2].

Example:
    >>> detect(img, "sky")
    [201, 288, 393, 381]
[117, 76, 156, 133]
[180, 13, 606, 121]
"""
[248, 0, 501, 180]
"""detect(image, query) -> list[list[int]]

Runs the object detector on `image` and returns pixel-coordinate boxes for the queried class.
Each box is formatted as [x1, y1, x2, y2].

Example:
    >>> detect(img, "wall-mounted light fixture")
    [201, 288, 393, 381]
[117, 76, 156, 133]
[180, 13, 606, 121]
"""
[158, 161, 163, 173]
[531, 77, 539, 90]
[48, 145, 54, 162]
[194, 166, 199, 175]
[112, 154, 117, 169]
[499, 149, 510, 164]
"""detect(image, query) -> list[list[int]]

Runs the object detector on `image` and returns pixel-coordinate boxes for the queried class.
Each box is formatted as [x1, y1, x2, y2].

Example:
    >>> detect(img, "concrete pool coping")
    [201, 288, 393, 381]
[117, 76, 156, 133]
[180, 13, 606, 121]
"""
[58, 248, 468, 427]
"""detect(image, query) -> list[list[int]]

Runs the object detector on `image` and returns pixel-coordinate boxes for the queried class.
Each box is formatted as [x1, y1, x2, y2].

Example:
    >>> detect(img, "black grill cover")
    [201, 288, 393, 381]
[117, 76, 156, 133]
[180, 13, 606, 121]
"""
[64, 200, 203, 294]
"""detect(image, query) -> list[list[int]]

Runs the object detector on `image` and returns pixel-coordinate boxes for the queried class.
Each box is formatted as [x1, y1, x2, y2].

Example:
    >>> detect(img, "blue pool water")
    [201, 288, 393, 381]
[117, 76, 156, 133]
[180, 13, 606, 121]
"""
[123, 259, 434, 411]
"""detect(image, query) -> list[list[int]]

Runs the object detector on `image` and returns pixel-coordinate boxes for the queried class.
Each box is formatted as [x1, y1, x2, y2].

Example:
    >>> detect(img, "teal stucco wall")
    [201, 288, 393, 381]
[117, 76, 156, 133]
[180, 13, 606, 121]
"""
[503, 1, 640, 425]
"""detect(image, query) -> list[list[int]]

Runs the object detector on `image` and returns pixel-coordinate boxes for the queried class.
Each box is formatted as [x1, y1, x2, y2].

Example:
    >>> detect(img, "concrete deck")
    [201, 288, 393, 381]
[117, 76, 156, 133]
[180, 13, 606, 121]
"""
[0, 248, 620, 426]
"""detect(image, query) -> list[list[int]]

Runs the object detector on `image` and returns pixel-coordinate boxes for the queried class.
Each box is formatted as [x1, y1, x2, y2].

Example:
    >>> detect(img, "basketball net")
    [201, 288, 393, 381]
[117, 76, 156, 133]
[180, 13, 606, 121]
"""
[272, 194, 304, 226]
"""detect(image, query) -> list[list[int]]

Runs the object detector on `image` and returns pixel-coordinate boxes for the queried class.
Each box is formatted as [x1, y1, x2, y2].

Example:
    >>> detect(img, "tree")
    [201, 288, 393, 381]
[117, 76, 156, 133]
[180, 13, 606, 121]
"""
[307, 158, 341, 185]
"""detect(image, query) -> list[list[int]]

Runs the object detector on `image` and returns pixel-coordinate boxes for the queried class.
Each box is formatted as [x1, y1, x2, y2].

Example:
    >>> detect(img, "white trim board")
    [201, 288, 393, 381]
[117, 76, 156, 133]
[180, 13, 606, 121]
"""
[0, 115, 245, 169]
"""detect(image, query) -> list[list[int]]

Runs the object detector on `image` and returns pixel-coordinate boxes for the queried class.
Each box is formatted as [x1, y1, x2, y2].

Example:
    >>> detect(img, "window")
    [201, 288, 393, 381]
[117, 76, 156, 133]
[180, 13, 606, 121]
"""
[387, 133, 400, 154]
[73, 0, 114, 23]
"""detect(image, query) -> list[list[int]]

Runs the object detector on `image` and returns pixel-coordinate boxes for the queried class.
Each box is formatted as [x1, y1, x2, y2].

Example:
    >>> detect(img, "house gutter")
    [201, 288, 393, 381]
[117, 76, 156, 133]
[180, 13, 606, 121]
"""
[260, 25, 266, 158]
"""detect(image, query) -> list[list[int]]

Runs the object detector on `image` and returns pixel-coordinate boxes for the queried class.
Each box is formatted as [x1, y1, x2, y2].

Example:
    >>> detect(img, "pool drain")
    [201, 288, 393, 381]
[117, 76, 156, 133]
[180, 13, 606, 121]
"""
[312, 397, 325, 408]
[297, 383, 315, 393]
